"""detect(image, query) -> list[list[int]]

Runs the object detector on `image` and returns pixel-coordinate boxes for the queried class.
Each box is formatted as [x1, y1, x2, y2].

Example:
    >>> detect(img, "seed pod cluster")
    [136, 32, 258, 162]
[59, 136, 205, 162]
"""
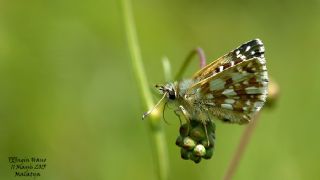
[175, 120, 216, 163]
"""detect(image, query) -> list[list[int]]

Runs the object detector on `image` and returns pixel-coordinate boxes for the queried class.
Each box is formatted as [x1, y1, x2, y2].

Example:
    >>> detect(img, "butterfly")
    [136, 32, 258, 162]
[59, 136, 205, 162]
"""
[143, 39, 268, 125]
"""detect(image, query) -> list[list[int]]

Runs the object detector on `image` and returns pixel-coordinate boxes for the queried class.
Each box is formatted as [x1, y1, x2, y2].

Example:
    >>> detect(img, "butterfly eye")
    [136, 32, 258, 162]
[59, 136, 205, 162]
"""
[168, 90, 176, 100]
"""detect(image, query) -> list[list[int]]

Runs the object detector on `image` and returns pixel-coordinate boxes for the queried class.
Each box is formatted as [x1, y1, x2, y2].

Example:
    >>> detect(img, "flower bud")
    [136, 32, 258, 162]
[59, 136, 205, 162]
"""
[203, 147, 214, 159]
[179, 123, 189, 137]
[265, 78, 280, 108]
[190, 153, 202, 163]
[176, 120, 217, 162]
[180, 148, 191, 160]
[190, 126, 206, 141]
[175, 136, 183, 147]
[193, 144, 206, 157]
[182, 137, 196, 150]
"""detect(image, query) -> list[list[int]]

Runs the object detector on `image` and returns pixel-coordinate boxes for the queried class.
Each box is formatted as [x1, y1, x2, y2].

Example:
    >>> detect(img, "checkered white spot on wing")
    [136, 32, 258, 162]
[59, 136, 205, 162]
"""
[182, 39, 267, 124]
[191, 57, 268, 124]
[192, 39, 265, 81]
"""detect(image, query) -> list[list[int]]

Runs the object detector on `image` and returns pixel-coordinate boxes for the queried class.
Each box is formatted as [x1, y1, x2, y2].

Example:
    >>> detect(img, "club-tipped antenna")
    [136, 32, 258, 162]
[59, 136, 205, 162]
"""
[142, 92, 167, 120]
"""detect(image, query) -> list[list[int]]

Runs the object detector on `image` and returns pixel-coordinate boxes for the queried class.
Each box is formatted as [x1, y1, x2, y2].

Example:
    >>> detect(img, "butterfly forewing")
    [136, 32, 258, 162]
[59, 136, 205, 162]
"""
[192, 39, 265, 81]
[187, 39, 268, 124]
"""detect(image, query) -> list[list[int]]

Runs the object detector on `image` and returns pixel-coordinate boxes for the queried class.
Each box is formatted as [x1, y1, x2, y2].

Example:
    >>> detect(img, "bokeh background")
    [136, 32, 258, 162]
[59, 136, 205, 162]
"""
[1, 0, 320, 179]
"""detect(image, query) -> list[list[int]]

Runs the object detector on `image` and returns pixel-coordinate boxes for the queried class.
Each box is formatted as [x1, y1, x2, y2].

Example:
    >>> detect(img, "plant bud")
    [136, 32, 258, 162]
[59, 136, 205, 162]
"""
[190, 126, 206, 141]
[193, 144, 206, 157]
[175, 136, 183, 147]
[182, 137, 196, 150]
[180, 148, 191, 160]
[203, 147, 214, 159]
[179, 123, 189, 137]
[190, 153, 202, 163]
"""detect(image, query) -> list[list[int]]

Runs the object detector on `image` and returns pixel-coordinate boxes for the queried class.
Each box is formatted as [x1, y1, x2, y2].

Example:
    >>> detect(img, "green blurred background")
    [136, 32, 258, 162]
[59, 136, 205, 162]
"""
[1, 0, 320, 179]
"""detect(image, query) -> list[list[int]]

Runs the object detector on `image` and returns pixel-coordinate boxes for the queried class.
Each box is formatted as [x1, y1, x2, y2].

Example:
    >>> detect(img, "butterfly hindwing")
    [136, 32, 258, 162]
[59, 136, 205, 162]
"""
[190, 57, 268, 124]
[182, 39, 268, 124]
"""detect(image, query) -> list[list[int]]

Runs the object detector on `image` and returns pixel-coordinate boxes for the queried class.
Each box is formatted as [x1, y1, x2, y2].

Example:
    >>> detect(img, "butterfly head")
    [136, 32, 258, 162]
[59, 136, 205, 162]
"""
[155, 83, 177, 100]
[142, 83, 177, 120]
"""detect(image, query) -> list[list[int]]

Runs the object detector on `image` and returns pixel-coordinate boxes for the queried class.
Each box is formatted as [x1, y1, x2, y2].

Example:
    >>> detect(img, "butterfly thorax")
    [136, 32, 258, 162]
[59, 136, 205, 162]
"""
[163, 79, 208, 122]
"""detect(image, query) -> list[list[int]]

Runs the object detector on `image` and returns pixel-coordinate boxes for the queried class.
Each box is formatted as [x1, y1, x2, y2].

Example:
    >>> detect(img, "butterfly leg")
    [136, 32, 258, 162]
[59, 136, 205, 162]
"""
[174, 105, 192, 134]
[174, 105, 190, 125]
[162, 101, 171, 125]
[179, 105, 191, 123]
[174, 109, 183, 125]
[202, 121, 210, 146]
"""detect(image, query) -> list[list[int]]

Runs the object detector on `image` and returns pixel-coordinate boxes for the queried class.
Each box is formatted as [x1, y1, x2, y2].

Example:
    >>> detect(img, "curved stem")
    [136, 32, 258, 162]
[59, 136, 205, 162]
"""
[223, 113, 260, 180]
[175, 47, 206, 80]
[120, 0, 168, 179]
[197, 48, 207, 68]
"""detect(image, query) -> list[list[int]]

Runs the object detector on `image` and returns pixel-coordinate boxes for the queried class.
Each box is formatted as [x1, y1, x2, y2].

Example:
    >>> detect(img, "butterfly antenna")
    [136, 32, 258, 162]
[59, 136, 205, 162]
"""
[142, 93, 167, 120]
[162, 101, 171, 125]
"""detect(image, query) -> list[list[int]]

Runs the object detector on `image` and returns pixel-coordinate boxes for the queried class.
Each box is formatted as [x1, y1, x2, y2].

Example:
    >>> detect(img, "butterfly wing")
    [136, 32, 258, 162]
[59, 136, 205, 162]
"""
[193, 39, 265, 81]
[186, 39, 268, 124]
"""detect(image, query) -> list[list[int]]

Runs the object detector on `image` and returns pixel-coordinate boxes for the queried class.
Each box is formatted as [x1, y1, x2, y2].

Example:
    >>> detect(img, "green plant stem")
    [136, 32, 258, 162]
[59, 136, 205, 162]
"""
[162, 57, 172, 82]
[121, 0, 153, 110]
[175, 47, 206, 80]
[120, 0, 168, 180]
